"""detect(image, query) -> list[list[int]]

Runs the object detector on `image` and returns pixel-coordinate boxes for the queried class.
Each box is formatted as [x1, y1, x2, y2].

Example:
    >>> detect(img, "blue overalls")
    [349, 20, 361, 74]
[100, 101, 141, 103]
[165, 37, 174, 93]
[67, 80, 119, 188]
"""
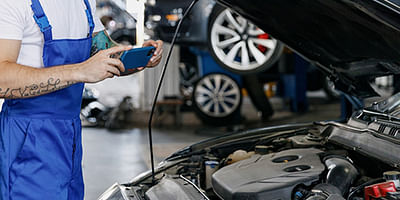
[0, 0, 95, 199]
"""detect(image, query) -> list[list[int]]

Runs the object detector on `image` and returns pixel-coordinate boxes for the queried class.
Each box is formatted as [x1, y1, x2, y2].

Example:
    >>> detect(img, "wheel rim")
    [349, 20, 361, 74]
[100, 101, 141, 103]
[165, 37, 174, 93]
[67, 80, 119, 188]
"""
[210, 8, 278, 71]
[194, 74, 241, 118]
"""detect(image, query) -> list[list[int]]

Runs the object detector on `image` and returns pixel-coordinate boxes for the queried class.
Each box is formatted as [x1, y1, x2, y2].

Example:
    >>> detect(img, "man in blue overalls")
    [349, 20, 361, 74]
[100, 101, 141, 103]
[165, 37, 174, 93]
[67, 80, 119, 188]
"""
[0, 0, 163, 199]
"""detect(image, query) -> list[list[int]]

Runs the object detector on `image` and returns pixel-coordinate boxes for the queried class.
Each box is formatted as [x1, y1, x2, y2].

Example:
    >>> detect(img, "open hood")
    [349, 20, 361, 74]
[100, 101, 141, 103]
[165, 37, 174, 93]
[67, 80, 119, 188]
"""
[217, 0, 400, 97]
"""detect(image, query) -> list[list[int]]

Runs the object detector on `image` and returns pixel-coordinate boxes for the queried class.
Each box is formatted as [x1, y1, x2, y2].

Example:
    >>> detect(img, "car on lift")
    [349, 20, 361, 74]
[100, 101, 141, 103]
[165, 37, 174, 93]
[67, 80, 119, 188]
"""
[145, 0, 284, 75]
[145, 0, 287, 125]
[98, 0, 400, 199]
[145, 0, 346, 126]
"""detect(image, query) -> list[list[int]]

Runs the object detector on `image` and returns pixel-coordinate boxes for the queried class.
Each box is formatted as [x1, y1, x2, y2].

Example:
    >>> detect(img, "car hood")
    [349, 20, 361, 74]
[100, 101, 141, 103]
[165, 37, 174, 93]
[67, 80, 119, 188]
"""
[217, 0, 400, 97]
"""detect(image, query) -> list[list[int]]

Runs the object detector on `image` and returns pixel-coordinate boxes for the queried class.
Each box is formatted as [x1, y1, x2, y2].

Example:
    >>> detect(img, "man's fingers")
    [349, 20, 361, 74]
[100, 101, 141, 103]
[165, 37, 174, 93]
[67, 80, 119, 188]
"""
[105, 59, 124, 76]
[149, 49, 163, 63]
[106, 64, 121, 76]
[151, 54, 162, 64]
[154, 40, 163, 56]
[147, 56, 162, 68]
[154, 47, 163, 57]
[104, 45, 132, 56]
[107, 58, 125, 72]
[106, 72, 114, 79]
[150, 51, 163, 63]
[143, 40, 163, 56]
[143, 40, 156, 47]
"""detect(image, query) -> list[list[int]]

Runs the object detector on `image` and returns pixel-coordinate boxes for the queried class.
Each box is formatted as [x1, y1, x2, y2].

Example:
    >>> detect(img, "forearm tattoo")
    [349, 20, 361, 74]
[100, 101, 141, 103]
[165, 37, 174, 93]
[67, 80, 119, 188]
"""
[0, 78, 75, 99]
[90, 31, 119, 57]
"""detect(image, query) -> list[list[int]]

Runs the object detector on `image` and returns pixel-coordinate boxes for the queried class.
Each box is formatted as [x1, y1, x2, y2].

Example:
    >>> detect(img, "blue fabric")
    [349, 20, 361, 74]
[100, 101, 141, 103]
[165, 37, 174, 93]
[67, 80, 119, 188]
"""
[30, 0, 52, 41]
[83, 0, 95, 36]
[0, 0, 94, 199]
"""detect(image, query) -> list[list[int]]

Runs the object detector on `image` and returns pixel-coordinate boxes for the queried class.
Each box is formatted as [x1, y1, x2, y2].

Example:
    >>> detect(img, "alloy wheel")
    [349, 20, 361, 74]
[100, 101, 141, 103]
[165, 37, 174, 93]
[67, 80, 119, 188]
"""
[210, 8, 279, 72]
[194, 74, 241, 118]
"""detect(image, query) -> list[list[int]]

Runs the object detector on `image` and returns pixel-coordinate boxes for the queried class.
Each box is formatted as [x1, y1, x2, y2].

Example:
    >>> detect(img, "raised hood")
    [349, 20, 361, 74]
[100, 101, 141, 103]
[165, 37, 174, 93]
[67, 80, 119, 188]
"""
[218, 0, 400, 97]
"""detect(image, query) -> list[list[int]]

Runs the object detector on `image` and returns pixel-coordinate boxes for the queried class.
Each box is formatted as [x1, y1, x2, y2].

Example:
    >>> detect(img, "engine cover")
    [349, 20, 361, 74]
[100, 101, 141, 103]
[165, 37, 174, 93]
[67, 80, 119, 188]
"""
[212, 148, 325, 200]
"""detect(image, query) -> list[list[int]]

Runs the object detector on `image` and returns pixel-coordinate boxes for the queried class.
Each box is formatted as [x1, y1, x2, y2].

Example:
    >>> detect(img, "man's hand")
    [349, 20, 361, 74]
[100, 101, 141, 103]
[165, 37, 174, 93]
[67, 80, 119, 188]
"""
[119, 40, 164, 76]
[76, 45, 132, 83]
[143, 40, 164, 67]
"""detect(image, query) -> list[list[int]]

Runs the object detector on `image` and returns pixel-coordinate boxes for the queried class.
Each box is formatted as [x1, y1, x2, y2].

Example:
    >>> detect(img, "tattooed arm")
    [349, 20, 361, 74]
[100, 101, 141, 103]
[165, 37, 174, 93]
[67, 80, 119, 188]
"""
[0, 31, 162, 99]
[0, 39, 130, 99]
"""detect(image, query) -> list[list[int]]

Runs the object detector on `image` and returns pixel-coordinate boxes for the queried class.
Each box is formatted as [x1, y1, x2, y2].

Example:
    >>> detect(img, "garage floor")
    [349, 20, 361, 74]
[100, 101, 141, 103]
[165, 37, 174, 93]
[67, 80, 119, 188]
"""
[82, 93, 345, 199]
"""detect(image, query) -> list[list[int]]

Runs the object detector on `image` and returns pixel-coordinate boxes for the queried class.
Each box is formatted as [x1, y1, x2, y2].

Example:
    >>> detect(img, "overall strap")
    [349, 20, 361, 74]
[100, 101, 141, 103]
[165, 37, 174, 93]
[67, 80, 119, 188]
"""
[83, 0, 95, 37]
[31, 0, 52, 41]
[31, 0, 94, 41]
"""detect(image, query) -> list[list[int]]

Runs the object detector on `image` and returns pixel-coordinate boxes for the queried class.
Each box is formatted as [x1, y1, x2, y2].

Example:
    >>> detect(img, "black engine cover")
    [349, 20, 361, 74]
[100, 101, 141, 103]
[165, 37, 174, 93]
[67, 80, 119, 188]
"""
[212, 148, 325, 200]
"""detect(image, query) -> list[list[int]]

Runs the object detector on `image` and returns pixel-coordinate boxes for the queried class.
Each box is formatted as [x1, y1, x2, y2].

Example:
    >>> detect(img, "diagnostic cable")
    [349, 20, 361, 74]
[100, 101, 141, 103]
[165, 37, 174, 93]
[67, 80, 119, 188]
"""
[147, 0, 200, 184]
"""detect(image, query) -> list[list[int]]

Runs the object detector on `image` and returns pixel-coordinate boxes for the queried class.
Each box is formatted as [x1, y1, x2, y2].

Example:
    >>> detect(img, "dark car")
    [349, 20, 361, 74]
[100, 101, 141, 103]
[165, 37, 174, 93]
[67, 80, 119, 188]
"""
[97, 0, 137, 44]
[146, 0, 284, 74]
[146, 0, 348, 126]
[98, 0, 400, 200]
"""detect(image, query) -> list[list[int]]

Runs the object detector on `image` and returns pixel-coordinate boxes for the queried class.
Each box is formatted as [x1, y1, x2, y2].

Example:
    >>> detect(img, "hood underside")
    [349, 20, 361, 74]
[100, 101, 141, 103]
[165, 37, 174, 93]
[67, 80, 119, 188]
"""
[218, 0, 400, 97]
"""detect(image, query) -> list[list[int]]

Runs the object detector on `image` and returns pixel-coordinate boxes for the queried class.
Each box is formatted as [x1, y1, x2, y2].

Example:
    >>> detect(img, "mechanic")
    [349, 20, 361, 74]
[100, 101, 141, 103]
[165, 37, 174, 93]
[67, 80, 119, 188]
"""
[0, 0, 163, 199]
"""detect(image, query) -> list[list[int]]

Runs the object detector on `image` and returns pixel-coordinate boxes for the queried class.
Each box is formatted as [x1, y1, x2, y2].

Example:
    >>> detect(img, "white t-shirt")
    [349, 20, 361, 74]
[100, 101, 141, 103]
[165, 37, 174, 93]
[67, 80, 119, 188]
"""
[0, 0, 104, 68]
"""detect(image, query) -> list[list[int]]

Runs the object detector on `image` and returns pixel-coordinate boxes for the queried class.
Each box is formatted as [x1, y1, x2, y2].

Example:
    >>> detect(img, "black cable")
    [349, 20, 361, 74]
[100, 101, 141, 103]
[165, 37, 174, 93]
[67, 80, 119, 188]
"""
[147, 0, 199, 184]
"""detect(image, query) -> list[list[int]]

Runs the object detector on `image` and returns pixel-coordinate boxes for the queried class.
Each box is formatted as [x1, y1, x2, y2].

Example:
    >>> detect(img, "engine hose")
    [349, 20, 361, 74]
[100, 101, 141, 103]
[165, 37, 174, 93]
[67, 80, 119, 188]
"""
[305, 157, 358, 200]
[324, 157, 359, 196]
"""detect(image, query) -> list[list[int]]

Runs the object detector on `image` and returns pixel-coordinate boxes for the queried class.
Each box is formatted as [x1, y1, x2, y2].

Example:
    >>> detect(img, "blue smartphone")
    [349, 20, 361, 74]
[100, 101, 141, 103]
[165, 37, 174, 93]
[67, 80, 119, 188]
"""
[120, 46, 156, 74]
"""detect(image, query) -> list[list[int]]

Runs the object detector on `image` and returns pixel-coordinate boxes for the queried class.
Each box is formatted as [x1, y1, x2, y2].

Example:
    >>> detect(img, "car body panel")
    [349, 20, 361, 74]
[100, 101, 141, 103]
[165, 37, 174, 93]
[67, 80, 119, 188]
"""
[146, 0, 214, 45]
[217, 0, 400, 97]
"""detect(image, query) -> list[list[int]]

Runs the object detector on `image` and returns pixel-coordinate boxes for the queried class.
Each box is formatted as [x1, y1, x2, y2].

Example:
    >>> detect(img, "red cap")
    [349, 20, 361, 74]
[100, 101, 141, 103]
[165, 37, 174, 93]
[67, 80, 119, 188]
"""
[365, 181, 397, 200]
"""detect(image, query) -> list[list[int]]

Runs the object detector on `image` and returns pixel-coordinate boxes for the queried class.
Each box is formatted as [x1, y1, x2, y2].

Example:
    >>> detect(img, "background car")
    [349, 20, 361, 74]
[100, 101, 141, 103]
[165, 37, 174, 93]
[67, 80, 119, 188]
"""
[145, 0, 348, 126]
[146, 0, 284, 74]
[97, 0, 137, 44]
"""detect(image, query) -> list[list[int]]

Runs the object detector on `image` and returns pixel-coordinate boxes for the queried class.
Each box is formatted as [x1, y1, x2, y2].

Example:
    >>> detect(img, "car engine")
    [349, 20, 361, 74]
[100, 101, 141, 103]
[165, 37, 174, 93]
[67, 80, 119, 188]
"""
[212, 148, 332, 199]
[101, 118, 400, 200]
[138, 127, 400, 200]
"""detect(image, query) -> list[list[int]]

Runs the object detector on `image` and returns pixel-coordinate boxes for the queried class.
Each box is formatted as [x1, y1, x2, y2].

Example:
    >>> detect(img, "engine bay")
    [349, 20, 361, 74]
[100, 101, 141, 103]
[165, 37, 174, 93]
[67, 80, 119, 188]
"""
[100, 113, 400, 200]
[139, 125, 400, 200]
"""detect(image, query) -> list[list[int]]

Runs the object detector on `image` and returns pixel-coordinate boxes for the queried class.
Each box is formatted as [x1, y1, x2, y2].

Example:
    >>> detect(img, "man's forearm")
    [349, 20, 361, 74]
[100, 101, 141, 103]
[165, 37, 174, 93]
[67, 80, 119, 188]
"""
[0, 61, 80, 99]
[0, 31, 118, 99]
[0, 38, 130, 100]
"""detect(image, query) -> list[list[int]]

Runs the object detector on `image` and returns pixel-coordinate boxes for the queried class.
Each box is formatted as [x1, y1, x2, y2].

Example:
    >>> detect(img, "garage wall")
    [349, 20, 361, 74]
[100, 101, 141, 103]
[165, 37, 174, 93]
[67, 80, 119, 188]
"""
[140, 43, 180, 111]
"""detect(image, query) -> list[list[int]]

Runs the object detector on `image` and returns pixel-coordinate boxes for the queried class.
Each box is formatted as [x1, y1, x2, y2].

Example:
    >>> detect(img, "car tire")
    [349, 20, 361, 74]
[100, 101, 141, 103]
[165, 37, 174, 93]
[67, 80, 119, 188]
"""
[192, 73, 242, 126]
[207, 5, 284, 75]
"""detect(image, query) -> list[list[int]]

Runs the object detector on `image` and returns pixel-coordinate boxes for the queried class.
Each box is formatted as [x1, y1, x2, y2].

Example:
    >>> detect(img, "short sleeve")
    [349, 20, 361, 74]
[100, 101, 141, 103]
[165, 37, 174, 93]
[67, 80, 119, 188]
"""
[0, 0, 26, 40]
[90, 0, 105, 33]
[0, 0, 106, 39]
